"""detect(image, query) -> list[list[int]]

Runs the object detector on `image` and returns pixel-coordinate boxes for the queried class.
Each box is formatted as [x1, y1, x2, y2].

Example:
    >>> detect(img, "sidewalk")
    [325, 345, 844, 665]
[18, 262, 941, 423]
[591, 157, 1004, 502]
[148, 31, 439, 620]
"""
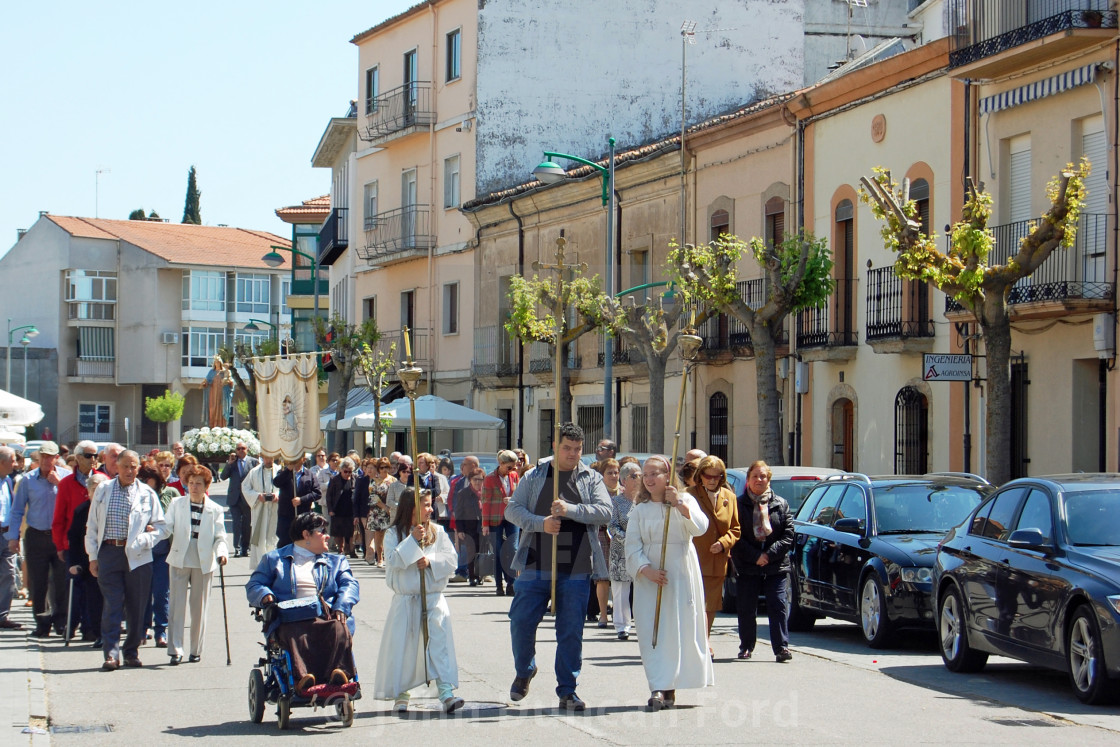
[1, 596, 50, 745]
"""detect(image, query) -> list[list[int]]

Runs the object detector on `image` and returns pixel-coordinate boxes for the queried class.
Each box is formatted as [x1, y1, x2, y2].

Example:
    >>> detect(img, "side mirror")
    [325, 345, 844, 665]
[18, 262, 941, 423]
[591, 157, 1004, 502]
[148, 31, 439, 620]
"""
[1008, 528, 1049, 550]
[834, 517, 865, 535]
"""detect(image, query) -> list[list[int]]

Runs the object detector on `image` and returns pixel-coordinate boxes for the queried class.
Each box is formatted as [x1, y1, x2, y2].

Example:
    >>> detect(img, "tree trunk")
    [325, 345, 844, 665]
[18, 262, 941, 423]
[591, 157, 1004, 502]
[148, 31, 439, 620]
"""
[753, 319, 784, 465]
[332, 367, 351, 455]
[980, 295, 1013, 486]
[647, 352, 669, 454]
[228, 368, 258, 432]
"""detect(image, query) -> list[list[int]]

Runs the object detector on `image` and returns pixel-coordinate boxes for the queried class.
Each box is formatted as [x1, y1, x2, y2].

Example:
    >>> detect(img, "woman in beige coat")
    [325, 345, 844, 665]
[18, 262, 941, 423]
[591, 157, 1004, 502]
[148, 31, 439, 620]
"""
[160, 465, 228, 664]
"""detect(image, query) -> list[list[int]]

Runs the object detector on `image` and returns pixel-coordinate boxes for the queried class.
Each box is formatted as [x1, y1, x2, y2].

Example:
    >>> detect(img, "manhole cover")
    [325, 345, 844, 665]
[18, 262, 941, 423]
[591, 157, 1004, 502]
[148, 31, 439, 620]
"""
[409, 701, 508, 715]
[50, 725, 114, 734]
[988, 718, 1059, 728]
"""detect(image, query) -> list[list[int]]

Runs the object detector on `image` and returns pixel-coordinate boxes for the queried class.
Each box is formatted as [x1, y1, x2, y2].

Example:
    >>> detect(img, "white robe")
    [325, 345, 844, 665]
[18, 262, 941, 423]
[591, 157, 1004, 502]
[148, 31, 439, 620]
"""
[243, 462, 280, 570]
[626, 495, 715, 692]
[373, 522, 459, 698]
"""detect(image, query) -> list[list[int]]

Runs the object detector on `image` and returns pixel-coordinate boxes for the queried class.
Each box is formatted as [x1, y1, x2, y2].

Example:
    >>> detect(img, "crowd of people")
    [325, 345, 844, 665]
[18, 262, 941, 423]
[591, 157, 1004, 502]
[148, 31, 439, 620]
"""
[0, 426, 796, 714]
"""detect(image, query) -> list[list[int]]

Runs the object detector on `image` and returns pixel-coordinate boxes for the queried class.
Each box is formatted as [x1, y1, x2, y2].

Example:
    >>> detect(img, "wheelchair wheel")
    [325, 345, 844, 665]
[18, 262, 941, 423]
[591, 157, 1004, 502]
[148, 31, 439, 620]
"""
[336, 698, 354, 727]
[248, 670, 266, 723]
[277, 696, 291, 730]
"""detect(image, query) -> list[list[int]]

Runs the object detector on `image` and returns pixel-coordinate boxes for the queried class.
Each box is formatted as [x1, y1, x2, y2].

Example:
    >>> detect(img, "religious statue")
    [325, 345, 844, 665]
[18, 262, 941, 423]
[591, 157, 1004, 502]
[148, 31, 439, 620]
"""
[201, 356, 234, 428]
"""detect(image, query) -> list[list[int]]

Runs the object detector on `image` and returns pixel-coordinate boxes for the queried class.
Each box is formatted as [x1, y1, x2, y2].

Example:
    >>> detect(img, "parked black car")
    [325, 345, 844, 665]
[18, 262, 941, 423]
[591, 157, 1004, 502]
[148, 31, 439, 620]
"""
[789, 473, 992, 648]
[933, 474, 1120, 704]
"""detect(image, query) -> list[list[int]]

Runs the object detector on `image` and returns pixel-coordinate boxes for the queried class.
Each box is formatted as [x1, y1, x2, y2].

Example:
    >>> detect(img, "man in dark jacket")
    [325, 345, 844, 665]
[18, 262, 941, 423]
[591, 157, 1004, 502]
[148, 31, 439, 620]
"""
[731, 461, 795, 663]
[273, 459, 321, 549]
[220, 443, 258, 557]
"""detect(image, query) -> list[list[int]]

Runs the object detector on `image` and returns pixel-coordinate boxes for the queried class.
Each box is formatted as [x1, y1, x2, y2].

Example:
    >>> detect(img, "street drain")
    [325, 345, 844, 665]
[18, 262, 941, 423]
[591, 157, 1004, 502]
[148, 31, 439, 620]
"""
[50, 725, 114, 734]
[988, 718, 1059, 728]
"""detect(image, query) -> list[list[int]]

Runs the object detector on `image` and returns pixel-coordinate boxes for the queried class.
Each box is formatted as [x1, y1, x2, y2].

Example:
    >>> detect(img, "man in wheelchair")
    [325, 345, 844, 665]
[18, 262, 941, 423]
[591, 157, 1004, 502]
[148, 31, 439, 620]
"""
[246, 512, 360, 696]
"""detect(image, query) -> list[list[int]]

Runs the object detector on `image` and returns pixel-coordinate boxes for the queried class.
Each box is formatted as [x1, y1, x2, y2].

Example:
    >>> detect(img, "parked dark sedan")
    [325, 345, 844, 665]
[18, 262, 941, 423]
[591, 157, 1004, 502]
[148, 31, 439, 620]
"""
[789, 474, 991, 648]
[934, 474, 1120, 704]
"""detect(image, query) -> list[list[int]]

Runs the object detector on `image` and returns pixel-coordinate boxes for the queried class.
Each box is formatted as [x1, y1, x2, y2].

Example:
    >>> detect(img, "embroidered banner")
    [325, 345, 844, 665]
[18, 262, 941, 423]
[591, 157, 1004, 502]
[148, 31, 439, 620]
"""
[253, 353, 322, 462]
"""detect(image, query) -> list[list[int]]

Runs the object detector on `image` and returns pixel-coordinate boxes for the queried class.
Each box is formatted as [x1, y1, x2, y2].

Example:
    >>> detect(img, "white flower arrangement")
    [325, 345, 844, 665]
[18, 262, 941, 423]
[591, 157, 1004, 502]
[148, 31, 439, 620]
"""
[182, 426, 260, 462]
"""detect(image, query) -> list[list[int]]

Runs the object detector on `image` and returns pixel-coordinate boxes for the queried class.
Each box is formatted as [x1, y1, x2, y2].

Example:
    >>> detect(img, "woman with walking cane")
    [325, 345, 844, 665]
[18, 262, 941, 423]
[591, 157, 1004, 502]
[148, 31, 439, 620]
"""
[159, 465, 229, 664]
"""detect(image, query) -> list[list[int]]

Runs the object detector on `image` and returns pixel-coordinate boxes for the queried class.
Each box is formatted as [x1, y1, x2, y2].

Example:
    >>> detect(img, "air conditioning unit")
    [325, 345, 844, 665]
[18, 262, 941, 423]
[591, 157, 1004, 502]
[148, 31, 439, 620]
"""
[160, 332, 179, 345]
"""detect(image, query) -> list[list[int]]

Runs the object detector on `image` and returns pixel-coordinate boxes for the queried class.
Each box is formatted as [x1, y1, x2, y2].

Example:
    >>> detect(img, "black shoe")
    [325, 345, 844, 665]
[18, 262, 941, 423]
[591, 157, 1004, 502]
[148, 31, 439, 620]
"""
[31, 628, 50, 638]
[188, 654, 201, 663]
[776, 649, 793, 663]
[506, 586, 516, 597]
[617, 631, 629, 641]
[91, 638, 103, 649]
[495, 586, 505, 596]
[169, 655, 182, 665]
[510, 669, 536, 702]
[558, 693, 586, 712]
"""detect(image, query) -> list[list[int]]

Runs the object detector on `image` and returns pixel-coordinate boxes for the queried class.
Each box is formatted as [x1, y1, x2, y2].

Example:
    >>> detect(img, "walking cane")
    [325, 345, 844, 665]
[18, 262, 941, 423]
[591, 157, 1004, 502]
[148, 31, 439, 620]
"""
[64, 573, 75, 648]
[219, 563, 232, 666]
[652, 331, 703, 649]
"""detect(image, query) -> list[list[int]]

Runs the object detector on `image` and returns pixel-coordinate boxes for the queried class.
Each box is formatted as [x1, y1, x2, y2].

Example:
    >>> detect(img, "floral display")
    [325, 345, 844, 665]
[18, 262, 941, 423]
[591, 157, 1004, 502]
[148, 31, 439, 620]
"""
[181, 426, 260, 462]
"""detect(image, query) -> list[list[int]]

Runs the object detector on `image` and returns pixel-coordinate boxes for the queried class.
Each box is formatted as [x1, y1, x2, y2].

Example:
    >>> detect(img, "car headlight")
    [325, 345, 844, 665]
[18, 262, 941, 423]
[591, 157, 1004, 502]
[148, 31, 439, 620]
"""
[1108, 595, 1120, 616]
[899, 567, 932, 584]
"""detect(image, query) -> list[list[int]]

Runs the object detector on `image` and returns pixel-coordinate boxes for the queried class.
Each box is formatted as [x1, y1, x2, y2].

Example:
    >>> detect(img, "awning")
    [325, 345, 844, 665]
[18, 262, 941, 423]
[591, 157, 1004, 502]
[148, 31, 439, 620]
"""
[319, 384, 404, 429]
[980, 63, 1098, 115]
[336, 395, 504, 432]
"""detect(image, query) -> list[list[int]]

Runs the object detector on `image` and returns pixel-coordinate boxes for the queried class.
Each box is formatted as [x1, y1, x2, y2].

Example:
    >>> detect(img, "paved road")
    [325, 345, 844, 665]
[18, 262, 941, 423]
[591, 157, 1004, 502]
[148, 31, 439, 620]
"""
[19, 484, 1120, 744]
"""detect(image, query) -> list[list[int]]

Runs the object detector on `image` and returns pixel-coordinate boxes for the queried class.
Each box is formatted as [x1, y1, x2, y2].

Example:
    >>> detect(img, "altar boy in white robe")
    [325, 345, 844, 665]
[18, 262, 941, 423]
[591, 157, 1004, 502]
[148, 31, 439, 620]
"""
[242, 455, 280, 570]
[374, 489, 463, 714]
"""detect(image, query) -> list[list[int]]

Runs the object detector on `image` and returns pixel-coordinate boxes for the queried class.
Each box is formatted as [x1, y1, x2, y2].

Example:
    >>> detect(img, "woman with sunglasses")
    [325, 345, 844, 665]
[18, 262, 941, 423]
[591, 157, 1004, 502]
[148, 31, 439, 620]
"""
[325, 458, 358, 557]
[687, 455, 740, 649]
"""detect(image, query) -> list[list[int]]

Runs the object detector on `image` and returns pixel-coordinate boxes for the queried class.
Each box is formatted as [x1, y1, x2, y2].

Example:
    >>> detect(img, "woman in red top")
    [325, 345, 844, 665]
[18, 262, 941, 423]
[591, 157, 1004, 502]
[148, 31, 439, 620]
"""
[481, 450, 520, 597]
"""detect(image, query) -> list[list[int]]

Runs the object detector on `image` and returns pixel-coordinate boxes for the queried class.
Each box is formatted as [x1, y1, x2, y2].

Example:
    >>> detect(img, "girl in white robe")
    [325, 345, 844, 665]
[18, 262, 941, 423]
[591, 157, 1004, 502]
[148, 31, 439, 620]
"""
[626, 455, 715, 711]
[373, 489, 463, 714]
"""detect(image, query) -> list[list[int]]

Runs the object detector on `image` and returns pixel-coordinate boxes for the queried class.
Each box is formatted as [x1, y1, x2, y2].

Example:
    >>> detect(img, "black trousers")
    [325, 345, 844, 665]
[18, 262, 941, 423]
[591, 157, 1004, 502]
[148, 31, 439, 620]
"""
[736, 571, 790, 655]
[227, 497, 251, 553]
[457, 521, 481, 582]
[25, 528, 67, 632]
[97, 544, 153, 661]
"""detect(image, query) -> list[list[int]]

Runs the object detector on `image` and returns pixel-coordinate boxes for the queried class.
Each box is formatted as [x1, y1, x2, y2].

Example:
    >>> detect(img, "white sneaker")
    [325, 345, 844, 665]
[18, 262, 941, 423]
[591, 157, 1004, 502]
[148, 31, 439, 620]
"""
[441, 695, 465, 714]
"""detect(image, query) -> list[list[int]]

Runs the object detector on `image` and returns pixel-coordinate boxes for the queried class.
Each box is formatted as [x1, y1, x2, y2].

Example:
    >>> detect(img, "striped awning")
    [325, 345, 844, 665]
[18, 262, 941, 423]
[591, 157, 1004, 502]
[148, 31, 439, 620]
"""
[980, 64, 1098, 115]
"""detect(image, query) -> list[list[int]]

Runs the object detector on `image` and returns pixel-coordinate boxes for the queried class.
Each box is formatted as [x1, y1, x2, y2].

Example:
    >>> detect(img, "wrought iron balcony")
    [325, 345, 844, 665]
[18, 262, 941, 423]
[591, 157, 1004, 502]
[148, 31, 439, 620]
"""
[528, 341, 580, 373]
[317, 207, 349, 266]
[473, 325, 521, 378]
[360, 82, 437, 143]
[596, 335, 646, 367]
[797, 278, 859, 349]
[865, 267, 935, 341]
[357, 206, 436, 264]
[949, 1, 1117, 68]
[945, 213, 1113, 314]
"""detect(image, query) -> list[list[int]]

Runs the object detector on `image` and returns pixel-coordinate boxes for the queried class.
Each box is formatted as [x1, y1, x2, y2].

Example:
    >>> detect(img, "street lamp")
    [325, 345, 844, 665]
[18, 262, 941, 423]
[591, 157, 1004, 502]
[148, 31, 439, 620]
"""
[20, 336, 30, 399]
[262, 244, 320, 319]
[532, 137, 617, 441]
[6, 320, 39, 394]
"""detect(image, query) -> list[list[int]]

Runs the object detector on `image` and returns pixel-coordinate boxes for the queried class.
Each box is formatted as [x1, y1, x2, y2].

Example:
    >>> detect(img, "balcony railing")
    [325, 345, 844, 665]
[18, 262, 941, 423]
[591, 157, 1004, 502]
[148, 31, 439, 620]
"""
[946, 213, 1113, 313]
[949, 1, 1117, 68]
[357, 206, 436, 264]
[68, 302, 115, 321]
[529, 341, 580, 373]
[865, 267, 936, 341]
[361, 82, 436, 142]
[473, 325, 521, 377]
[797, 278, 859, 349]
[67, 357, 115, 378]
[317, 207, 349, 266]
[373, 328, 430, 369]
[596, 335, 646, 366]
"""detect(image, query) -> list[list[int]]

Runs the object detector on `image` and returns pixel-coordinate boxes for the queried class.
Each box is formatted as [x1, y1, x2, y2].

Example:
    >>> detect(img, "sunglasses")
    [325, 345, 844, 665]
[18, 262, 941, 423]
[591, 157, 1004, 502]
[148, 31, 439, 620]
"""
[701, 473, 722, 480]
[78, 452, 97, 459]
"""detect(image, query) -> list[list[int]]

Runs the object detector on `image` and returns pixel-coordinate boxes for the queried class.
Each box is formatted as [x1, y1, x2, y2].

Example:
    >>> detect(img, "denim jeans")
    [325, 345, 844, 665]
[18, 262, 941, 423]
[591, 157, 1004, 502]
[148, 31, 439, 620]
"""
[509, 570, 590, 697]
[144, 539, 171, 636]
[491, 520, 519, 588]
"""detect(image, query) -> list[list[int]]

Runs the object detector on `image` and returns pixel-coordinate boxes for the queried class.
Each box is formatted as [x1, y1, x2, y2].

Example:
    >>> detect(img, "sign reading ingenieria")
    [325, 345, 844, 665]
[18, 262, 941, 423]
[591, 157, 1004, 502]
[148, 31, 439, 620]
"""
[923, 354, 973, 382]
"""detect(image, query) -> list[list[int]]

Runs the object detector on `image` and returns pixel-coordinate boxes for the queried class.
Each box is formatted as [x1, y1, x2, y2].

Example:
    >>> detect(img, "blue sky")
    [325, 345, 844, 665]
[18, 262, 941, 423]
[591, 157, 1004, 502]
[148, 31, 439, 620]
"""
[0, 0, 417, 255]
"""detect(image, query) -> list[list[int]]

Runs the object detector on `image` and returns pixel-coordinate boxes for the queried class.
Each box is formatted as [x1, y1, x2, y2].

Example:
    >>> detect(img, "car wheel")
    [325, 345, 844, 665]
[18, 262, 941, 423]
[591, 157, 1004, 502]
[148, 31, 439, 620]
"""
[1067, 605, 1118, 705]
[938, 585, 987, 673]
[859, 574, 895, 648]
[248, 669, 266, 723]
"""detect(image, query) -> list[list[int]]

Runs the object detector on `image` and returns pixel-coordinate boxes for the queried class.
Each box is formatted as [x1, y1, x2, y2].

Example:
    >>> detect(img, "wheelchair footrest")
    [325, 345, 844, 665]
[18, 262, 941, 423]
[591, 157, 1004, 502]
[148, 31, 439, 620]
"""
[303, 682, 359, 697]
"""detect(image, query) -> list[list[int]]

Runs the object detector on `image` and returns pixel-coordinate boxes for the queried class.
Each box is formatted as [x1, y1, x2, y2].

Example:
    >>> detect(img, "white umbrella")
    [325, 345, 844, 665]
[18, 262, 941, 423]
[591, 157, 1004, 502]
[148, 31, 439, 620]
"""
[338, 395, 504, 431]
[0, 389, 44, 428]
[0, 429, 26, 444]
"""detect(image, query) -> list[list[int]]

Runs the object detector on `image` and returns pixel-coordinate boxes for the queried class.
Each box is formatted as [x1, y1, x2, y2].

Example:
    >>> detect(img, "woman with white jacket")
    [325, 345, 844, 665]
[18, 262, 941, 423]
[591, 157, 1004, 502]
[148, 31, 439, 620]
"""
[160, 465, 228, 665]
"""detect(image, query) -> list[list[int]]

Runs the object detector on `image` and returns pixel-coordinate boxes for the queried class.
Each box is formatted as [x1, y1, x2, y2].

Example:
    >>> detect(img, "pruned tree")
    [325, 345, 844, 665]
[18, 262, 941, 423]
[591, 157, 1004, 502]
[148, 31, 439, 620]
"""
[505, 268, 614, 424]
[181, 165, 201, 225]
[144, 389, 186, 447]
[668, 232, 834, 464]
[354, 341, 397, 456]
[314, 314, 382, 454]
[860, 160, 1089, 485]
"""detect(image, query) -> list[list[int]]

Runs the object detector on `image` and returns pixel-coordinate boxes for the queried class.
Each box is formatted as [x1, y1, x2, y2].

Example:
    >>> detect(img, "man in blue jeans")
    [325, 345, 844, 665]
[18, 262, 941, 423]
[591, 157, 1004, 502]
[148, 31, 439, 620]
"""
[505, 422, 611, 711]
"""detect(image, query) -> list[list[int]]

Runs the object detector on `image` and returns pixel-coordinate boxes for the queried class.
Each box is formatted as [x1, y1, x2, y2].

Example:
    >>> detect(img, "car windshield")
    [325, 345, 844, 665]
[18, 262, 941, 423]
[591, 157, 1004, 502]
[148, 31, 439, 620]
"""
[1064, 490, 1120, 546]
[873, 484, 986, 534]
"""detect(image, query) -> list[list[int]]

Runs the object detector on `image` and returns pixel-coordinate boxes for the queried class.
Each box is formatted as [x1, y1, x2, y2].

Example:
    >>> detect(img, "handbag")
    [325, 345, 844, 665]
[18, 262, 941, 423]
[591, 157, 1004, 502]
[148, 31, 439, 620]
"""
[274, 596, 324, 624]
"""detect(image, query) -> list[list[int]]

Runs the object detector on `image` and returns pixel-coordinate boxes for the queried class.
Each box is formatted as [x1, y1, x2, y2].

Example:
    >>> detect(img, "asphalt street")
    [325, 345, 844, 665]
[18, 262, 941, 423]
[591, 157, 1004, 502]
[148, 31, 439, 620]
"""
[11, 482, 1120, 744]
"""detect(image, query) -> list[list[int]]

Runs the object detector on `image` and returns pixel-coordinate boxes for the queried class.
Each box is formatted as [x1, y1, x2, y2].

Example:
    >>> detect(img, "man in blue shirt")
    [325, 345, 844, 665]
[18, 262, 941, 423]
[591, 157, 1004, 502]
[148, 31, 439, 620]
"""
[0, 446, 20, 629]
[5, 441, 71, 636]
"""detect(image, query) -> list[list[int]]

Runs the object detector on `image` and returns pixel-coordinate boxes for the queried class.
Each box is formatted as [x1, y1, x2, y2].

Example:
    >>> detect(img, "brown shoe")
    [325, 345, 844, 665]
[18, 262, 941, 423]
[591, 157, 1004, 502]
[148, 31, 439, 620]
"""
[329, 669, 349, 686]
[0, 619, 23, 629]
[101, 658, 120, 672]
[296, 673, 315, 695]
[124, 657, 143, 668]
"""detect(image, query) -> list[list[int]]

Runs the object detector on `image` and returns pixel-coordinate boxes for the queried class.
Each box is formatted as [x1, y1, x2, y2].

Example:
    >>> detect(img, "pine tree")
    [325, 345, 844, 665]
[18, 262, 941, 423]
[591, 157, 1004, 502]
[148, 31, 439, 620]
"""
[181, 166, 201, 225]
[148, 209, 160, 220]
[129, 208, 146, 220]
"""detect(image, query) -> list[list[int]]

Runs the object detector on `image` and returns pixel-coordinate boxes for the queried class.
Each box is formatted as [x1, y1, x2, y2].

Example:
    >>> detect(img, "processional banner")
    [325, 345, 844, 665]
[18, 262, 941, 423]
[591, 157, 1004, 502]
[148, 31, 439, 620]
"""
[253, 353, 322, 462]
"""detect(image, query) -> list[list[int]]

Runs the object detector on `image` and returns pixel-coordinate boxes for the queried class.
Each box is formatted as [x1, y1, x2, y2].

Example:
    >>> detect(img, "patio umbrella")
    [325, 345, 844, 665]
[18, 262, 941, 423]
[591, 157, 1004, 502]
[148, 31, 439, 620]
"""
[0, 389, 44, 428]
[0, 429, 26, 444]
[338, 395, 503, 431]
